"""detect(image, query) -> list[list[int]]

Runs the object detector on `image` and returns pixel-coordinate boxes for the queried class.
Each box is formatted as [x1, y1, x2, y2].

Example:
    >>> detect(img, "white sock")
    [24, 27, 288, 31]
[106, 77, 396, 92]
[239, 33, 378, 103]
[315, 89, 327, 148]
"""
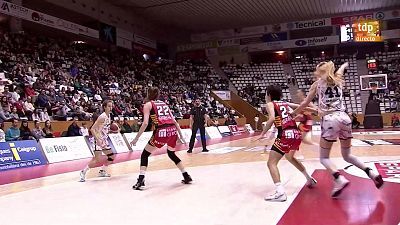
[302, 170, 312, 181]
[275, 182, 285, 194]
[101, 165, 107, 171]
[139, 170, 146, 175]
[82, 165, 89, 174]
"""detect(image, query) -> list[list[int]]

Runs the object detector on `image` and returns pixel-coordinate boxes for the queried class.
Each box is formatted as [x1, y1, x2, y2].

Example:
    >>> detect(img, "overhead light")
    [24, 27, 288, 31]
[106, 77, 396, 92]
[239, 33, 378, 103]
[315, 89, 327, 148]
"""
[275, 51, 285, 54]
[398, 44, 400, 48]
[73, 41, 86, 44]
[321, 51, 325, 54]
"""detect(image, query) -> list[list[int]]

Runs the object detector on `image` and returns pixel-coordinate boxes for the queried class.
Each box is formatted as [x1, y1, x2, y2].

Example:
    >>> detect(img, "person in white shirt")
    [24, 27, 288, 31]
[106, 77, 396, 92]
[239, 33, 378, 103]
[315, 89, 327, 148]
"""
[80, 122, 89, 137]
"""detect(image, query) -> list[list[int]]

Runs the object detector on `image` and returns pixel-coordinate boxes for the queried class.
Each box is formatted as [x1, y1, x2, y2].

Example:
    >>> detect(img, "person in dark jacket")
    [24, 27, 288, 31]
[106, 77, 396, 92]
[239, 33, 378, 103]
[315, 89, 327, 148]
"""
[67, 117, 82, 136]
[121, 118, 133, 133]
[19, 120, 35, 140]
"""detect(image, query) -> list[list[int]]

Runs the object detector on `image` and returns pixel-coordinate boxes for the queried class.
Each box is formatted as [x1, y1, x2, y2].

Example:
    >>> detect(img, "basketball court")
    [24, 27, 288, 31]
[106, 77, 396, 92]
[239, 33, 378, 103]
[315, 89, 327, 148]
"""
[1, 131, 399, 225]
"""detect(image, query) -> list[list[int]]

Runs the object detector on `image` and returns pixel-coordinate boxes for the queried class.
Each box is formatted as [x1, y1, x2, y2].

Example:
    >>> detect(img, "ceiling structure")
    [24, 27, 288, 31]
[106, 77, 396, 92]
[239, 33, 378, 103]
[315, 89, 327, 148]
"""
[105, 0, 400, 32]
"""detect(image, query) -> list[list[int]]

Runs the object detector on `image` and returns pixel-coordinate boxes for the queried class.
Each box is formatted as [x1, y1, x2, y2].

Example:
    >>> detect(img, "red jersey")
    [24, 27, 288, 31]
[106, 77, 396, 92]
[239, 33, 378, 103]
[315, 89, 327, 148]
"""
[272, 101, 298, 138]
[150, 100, 174, 127]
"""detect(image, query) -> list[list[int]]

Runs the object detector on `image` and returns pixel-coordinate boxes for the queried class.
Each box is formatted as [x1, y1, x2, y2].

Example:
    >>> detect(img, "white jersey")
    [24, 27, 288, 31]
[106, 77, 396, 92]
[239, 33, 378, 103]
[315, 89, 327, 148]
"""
[96, 112, 111, 137]
[316, 79, 345, 113]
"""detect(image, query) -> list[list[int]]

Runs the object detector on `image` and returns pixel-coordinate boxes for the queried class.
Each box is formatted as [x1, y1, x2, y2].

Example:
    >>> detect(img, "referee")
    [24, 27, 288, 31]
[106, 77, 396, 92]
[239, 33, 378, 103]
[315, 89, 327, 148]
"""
[187, 98, 209, 153]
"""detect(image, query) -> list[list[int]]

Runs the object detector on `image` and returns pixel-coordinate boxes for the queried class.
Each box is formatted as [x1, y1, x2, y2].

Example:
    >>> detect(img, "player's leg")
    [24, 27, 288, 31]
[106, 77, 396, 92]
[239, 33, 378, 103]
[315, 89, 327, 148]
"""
[339, 138, 384, 189]
[285, 151, 316, 188]
[132, 143, 157, 190]
[98, 148, 115, 177]
[79, 151, 102, 182]
[264, 143, 286, 202]
[167, 130, 192, 184]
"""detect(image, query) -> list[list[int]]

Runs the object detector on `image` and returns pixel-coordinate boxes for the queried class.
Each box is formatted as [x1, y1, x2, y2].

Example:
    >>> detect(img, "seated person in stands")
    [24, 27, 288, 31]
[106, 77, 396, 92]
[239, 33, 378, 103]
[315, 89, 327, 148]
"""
[19, 120, 35, 140]
[32, 120, 46, 140]
[0, 106, 11, 123]
[224, 116, 237, 126]
[9, 106, 20, 120]
[67, 117, 82, 136]
[392, 114, 399, 127]
[351, 113, 360, 129]
[132, 120, 141, 132]
[43, 120, 54, 138]
[5, 119, 20, 141]
[121, 118, 133, 133]
[0, 122, 5, 142]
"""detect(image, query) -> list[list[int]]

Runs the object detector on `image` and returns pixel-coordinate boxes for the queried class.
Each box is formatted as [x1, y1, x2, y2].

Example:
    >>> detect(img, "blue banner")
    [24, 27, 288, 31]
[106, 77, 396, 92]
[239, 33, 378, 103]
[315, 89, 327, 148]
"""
[262, 32, 288, 42]
[0, 140, 47, 171]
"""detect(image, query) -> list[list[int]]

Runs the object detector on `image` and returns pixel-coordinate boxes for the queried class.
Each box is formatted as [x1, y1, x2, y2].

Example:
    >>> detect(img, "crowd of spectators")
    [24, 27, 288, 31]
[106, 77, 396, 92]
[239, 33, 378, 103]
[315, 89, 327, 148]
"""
[0, 30, 231, 129]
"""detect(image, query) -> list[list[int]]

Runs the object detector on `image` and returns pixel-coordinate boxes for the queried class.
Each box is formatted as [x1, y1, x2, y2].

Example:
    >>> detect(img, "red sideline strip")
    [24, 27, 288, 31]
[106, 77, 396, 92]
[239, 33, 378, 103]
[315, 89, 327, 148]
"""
[277, 170, 400, 225]
[0, 133, 257, 185]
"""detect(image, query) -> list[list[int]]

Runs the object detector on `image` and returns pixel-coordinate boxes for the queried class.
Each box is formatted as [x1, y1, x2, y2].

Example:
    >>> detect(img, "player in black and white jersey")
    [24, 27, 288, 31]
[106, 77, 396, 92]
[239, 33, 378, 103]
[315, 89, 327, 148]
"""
[293, 61, 384, 197]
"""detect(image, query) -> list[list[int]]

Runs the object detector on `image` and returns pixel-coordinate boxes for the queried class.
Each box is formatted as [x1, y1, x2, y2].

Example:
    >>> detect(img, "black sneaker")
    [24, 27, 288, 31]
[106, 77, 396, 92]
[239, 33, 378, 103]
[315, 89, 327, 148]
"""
[182, 174, 193, 184]
[202, 149, 209, 152]
[187, 149, 193, 153]
[373, 175, 384, 189]
[132, 179, 145, 190]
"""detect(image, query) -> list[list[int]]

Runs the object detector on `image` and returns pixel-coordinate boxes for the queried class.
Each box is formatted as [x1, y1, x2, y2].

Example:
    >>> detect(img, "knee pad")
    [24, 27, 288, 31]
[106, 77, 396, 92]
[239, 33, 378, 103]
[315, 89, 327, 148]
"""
[140, 150, 151, 167]
[167, 150, 181, 165]
[106, 152, 115, 162]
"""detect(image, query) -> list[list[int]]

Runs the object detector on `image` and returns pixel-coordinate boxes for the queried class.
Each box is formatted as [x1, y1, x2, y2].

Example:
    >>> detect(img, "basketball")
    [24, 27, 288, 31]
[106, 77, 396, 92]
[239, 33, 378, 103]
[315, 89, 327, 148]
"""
[110, 123, 119, 132]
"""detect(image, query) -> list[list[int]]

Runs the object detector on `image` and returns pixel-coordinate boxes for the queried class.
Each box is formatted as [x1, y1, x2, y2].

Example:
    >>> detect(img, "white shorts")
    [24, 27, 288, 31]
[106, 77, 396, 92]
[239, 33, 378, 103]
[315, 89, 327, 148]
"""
[321, 111, 353, 142]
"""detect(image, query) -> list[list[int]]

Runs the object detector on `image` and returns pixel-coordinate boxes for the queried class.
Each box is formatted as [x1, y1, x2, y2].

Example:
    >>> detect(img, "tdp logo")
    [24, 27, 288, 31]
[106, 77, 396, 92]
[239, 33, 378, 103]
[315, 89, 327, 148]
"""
[1, 2, 10, 12]
[9, 143, 21, 161]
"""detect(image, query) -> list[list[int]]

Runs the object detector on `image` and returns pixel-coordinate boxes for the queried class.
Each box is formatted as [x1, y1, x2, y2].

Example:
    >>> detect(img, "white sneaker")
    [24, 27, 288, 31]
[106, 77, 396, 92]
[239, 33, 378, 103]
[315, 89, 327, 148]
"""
[331, 176, 350, 198]
[98, 170, 111, 177]
[306, 177, 317, 188]
[79, 170, 86, 182]
[264, 192, 287, 202]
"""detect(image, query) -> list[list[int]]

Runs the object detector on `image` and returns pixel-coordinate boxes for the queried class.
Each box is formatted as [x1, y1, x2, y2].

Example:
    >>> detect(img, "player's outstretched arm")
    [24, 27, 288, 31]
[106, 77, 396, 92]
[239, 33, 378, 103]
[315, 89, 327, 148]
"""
[130, 102, 151, 146]
[253, 102, 275, 142]
[292, 82, 318, 115]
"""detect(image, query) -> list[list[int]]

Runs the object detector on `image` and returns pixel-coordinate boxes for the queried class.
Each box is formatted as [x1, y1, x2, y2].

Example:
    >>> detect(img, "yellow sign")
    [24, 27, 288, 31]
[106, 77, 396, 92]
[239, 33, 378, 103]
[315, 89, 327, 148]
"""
[352, 20, 383, 42]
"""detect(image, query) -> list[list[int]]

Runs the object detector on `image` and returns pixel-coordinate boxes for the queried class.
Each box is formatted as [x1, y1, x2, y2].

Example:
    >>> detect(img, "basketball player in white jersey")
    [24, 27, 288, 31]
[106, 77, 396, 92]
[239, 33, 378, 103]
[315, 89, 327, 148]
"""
[79, 100, 115, 182]
[293, 61, 384, 197]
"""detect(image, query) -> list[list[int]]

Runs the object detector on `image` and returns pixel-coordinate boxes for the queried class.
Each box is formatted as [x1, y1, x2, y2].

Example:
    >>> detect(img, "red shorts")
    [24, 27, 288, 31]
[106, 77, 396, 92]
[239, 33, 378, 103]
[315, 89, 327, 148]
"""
[149, 125, 178, 148]
[272, 129, 302, 154]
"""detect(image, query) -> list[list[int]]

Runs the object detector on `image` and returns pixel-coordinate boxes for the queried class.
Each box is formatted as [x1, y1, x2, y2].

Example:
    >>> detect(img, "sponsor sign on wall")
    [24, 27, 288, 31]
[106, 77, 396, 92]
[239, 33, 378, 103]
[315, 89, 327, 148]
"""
[0, 140, 47, 171]
[212, 90, 231, 100]
[177, 41, 217, 52]
[0, 0, 98, 38]
[218, 126, 232, 137]
[331, 13, 374, 25]
[133, 34, 156, 49]
[181, 129, 194, 143]
[123, 132, 153, 151]
[205, 127, 223, 139]
[40, 136, 93, 163]
[217, 38, 240, 47]
[247, 36, 339, 52]
[262, 32, 288, 42]
[286, 18, 331, 30]
[108, 133, 130, 153]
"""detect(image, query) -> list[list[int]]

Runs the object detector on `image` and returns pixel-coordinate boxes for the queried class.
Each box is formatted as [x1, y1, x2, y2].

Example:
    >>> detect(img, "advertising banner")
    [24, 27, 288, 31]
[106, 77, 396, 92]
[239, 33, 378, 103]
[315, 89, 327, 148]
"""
[39, 136, 93, 163]
[331, 13, 374, 25]
[0, 140, 47, 171]
[0, 0, 98, 38]
[181, 129, 194, 143]
[108, 133, 130, 153]
[205, 127, 223, 139]
[133, 34, 156, 49]
[374, 9, 400, 20]
[245, 124, 254, 133]
[212, 90, 231, 100]
[99, 22, 116, 44]
[123, 131, 153, 151]
[262, 32, 288, 42]
[177, 41, 217, 52]
[286, 18, 331, 30]
[217, 38, 240, 47]
[218, 126, 232, 137]
[228, 125, 242, 136]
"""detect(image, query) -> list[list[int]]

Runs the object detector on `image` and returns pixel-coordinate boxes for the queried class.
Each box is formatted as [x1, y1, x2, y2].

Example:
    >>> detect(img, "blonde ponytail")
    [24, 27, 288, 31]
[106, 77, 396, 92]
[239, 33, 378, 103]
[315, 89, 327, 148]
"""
[316, 61, 344, 86]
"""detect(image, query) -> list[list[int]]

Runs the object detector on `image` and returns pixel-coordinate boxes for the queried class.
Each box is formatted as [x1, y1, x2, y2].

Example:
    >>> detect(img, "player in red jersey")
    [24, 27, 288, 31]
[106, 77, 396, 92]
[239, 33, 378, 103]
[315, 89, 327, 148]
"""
[294, 89, 318, 160]
[130, 87, 192, 190]
[253, 85, 317, 202]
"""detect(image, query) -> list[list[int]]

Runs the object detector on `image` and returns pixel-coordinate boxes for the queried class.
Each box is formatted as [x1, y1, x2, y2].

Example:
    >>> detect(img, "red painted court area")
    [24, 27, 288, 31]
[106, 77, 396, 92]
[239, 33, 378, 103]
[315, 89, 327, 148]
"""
[278, 170, 400, 225]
